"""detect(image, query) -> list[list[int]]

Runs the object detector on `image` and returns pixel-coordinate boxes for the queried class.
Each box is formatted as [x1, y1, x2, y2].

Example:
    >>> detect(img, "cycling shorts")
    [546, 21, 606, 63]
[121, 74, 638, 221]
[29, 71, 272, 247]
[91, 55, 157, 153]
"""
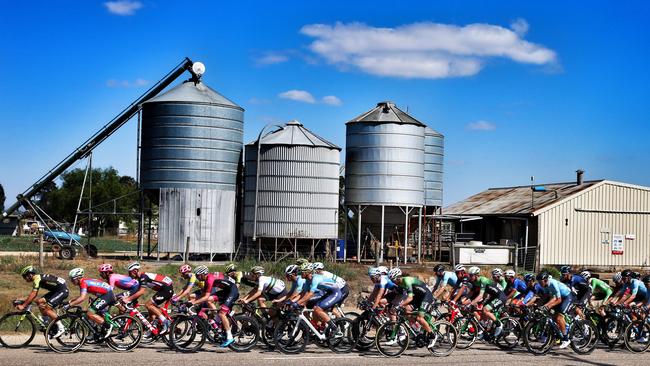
[386, 290, 408, 306]
[338, 284, 350, 305]
[43, 288, 69, 308]
[263, 288, 288, 301]
[212, 288, 238, 312]
[552, 294, 574, 314]
[484, 293, 506, 312]
[90, 291, 116, 313]
[316, 290, 342, 311]
[151, 286, 174, 306]
[412, 292, 435, 315]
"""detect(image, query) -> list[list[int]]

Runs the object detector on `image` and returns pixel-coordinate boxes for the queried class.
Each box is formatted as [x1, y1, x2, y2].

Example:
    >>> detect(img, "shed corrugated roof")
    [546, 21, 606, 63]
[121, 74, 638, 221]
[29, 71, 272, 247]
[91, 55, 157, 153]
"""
[444, 180, 604, 216]
[143, 80, 243, 110]
[347, 101, 426, 126]
[248, 120, 341, 150]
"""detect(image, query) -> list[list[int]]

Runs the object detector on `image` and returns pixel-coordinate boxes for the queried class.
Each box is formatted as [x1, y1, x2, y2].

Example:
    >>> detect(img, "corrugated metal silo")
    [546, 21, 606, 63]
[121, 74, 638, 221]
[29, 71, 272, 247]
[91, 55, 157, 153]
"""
[345, 101, 425, 206]
[243, 120, 341, 239]
[424, 127, 444, 207]
[140, 80, 243, 254]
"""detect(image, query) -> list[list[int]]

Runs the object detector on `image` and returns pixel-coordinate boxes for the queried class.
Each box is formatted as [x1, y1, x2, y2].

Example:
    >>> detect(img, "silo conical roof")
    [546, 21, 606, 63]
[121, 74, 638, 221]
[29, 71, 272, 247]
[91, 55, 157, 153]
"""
[347, 101, 426, 126]
[143, 80, 243, 110]
[248, 120, 341, 150]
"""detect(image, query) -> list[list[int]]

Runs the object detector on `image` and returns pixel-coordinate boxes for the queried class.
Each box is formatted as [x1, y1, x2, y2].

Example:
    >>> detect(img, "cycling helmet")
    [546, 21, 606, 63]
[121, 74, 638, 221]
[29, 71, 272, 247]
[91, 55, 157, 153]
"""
[580, 270, 591, 280]
[20, 265, 36, 277]
[454, 264, 466, 272]
[560, 265, 571, 274]
[225, 263, 237, 273]
[504, 269, 516, 278]
[194, 265, 209, 275]
[299, 262, 313, 273]
[312, 262, 325, 271]
[633, 271, 641, 279]
[98, 264, 113, 273]
[69, 268, 84, 279]
[127, 262, 141, 271]
[179, 264, 192, 274]
[433, 264, 445, 273]
[621, 269, 633, 278]
[296, 258, 309, 266]
[285, 264, 299, 276]
[643, 275, 650, 284]
[468, 266, 481, 275]
[368, 267, 381, 278]
[536, 272, 550, 281]
[377, 266, 389, 275]
[250, 266, 265, 275]
[492, 268, 503, 277]
[387, 267, 402, 280]
[612, 272, 622, 283]
[523, 273, 535, 283]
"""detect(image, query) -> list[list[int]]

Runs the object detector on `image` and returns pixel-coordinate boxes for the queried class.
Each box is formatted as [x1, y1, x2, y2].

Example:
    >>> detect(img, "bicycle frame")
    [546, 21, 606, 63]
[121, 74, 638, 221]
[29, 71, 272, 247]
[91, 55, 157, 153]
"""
[291, 309, 328, 342]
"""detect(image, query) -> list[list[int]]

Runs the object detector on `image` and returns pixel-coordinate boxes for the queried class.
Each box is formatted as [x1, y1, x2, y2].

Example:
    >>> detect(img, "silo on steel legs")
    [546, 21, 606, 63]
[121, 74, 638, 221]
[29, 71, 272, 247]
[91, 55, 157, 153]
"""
[345, 101, 426, 264]
[140, 79, 243, 256]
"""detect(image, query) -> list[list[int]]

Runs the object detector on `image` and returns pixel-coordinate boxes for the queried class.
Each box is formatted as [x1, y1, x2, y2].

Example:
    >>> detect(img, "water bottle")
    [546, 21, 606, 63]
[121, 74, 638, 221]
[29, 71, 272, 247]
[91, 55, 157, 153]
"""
[208, 318, 218, 330]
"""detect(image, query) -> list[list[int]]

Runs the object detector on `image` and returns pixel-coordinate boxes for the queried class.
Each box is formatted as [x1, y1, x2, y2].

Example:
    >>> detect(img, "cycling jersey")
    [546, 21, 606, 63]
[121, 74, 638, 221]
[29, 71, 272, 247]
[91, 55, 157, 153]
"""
[321, 271, 347, 288]
[619, 279, 648, 300]
[32, 274, 67, 291]
[232, 271, 257, 287]
[493, 278, 507, 291]
[589, 278, 613, 301]
[79, 278, 112, 295]
[468, 276, 493, 299]
[138, 273, 173, 291]
[202, 272, 239, 310]
[108, 274, 140, 292]
[562, 275, 590, 294]
[523, 283, 545, 305]
[375, 275, 398, 290]
[287, 277, 306, 296]
[432, 271, 457, 291]
[397, 277, 434, 313]
[542, 279, 572, 299]
[304, 274, 340, 295]
[505, 278, 528, 298]
[257, 276, 286, 295]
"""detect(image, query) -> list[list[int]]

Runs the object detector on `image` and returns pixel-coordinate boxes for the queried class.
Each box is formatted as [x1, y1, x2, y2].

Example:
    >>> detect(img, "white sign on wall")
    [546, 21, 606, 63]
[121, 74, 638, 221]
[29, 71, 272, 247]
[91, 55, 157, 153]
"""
[612, 234, 624, 255]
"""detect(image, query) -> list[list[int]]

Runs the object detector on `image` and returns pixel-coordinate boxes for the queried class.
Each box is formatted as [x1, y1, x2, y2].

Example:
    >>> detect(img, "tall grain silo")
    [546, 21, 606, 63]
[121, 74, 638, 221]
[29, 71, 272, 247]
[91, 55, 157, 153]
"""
[243, 120, 340, 259]
[140, 79, 243, 255]
[424, 127, 444, 208]
[344, 101, 425, 263]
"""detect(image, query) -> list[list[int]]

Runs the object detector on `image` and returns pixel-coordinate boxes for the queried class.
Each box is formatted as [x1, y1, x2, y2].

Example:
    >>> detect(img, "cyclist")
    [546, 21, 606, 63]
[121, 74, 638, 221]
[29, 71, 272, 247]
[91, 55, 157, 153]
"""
[224, 263, 257, 288]
[122, 262, 174, 333]
[190, 266, 239, 347]
[388, 267, 439, 348]
[16, 265, 68, 338]
[613, 269, 649, 307]
[521, 273, 546, 306]
[537, 271, 573, 349]
[580, 271, 613, 311]
[491, 268, 507, 291]
[239, 266, 286, 306]
[449, 264, 469, 302]
[504, 269, 528, 305]
[368, 267, 400, 309]
[431, 264, 457, 300]
[560, 266, 591, 318]
[273, 264, 305, 303]
[313, 262, 349, 317]
[98, 263, 139, 310]
[172, 264, 203, 302]
[465, 267, 506, 337]
[296, 263, 342, 331]
[67, 268, 116, 338]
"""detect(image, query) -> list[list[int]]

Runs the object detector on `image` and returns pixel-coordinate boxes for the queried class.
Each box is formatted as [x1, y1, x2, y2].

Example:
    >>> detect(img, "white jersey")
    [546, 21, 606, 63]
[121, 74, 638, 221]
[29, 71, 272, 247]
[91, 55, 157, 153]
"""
[321, 270, 346, 288]
[258, 276, 286, 295]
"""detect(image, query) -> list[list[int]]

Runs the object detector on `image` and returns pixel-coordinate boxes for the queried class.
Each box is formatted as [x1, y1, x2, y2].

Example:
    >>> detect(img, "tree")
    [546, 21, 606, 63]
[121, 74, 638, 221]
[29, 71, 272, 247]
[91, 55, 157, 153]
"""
[0, 182, 5, 212]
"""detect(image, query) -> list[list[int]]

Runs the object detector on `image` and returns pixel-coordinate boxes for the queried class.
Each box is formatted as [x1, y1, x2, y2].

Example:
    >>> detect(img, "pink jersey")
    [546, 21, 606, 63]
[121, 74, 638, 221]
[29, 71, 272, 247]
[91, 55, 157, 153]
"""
[108, 273, 140, 291]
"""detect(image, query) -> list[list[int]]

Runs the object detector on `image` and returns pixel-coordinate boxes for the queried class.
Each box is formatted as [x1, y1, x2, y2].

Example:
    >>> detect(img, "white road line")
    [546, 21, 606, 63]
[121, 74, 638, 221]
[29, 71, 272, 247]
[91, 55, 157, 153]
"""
[263, 356, 360, 360]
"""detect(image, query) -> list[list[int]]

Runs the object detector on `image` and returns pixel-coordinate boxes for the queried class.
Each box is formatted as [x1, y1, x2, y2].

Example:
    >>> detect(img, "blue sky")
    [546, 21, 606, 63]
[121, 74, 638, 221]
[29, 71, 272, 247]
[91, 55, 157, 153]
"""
[1, 1, 649, 209]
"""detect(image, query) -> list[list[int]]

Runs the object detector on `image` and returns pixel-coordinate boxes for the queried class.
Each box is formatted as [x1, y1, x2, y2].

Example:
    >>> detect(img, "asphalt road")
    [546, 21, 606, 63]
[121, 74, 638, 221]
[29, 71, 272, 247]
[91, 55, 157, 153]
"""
[0, 339, 645, 366]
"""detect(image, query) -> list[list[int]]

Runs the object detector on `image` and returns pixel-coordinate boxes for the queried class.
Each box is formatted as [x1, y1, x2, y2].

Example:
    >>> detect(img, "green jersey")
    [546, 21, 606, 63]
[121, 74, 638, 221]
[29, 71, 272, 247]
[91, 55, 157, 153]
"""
[398, 277, 431, 298]
[590, 278, 613, 301]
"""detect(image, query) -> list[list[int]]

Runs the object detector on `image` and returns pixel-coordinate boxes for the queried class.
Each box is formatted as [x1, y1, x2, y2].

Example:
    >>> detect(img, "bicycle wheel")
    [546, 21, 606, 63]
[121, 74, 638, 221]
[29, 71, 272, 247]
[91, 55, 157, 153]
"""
[375, 320, 409, 357]
[136, 311, 158, 345]
[353, 313, 380, 351]
[106, 315, 143, 351]
[624, 320, 650, 353]
[523, 319, 554, 355]
[452, 316, 478, 349]
[273, 318, 309, 354]
[44, 314, 86, 354]
[496, 317, 521, 350]
[229, 314, 259, 352]
[428, 319, 457, 357]
[569, 319, 597, 354]
[326, 317, 355, 353]
[259, 317, 276, 349]
[170, 315, 207, 353]
[603, 318, 624, 348]
[0, 312, 36, 348]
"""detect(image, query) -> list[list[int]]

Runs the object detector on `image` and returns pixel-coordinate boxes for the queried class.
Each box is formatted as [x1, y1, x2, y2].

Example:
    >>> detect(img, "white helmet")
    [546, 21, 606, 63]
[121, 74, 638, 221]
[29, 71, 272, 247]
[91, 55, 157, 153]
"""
[377, 266, 389, 275]
[127, 262, 141, 271]
[388, 267, 402, 280]
[492, 268, 503, 277]
[69, 267, 84, 279]
[312, 262, 325, 271]
[612, 272, 622, 283]
[504, 269, 516, 278]
[580, 270, 591, 280]
[468, 266, 481, 275]
[368, 267, 381, 277]
[454, 264, 466, 272]
[285, 264, 299, 275]
[194, 265, 209, 275]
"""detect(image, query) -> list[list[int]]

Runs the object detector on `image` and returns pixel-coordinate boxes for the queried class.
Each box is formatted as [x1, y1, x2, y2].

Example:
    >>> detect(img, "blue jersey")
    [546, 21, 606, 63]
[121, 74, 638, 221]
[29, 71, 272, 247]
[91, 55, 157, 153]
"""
[620, 279, 648, 299]
[523, 283, 545, 305]
[543, 279, 571, 299]
[288, 277, 306, 296]
[303, 274, 339, 296]
[374, 275, 398, 290]
[506, 278, 528, 298]
[563, 274, 590, 293]
[433, 272, 458, 290]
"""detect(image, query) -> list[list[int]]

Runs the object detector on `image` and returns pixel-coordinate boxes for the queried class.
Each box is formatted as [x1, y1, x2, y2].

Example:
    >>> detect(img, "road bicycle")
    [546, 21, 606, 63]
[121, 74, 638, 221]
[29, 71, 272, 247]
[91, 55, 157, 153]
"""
[523, 306, 596, 355]
[0, 299, 62, 348]
[123, 301, 175, 346]
[351, 299, 389, 351]
[451, 302, 521, 350]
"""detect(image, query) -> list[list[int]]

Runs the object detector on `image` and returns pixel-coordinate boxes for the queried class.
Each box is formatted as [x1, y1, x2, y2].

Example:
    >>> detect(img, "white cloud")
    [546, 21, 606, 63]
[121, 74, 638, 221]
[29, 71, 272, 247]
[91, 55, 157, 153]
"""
[510, 18, 529, 36]
[278, 90, 316, 104]
[256, 52, 289, 65]
[322, 95, 342, 106]
[106, 78, 148, 88]
[104, 1, 143, 16]
[467, 120, 496, 131]
[300, 21, 557, 79]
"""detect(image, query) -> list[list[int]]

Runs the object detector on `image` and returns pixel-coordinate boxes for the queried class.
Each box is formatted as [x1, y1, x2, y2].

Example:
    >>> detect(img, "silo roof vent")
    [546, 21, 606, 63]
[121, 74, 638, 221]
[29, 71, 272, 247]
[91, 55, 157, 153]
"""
[347, 101, 426, 126]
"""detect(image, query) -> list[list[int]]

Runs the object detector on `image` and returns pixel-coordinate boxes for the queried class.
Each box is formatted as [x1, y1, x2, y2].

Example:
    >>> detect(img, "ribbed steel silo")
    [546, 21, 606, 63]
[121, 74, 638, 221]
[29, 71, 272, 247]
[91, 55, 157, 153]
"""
[345, 101, 425, 206]
[140, 79, 243, 254]
[424, 127, 444, 207]
[243, 120, 340, 239]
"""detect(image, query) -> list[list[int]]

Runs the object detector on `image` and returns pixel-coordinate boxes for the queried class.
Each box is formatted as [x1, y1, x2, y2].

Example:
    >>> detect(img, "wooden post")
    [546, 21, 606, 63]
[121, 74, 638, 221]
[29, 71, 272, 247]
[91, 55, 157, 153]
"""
[39, 233, 44, 268]
[184, 236, 190, 264]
